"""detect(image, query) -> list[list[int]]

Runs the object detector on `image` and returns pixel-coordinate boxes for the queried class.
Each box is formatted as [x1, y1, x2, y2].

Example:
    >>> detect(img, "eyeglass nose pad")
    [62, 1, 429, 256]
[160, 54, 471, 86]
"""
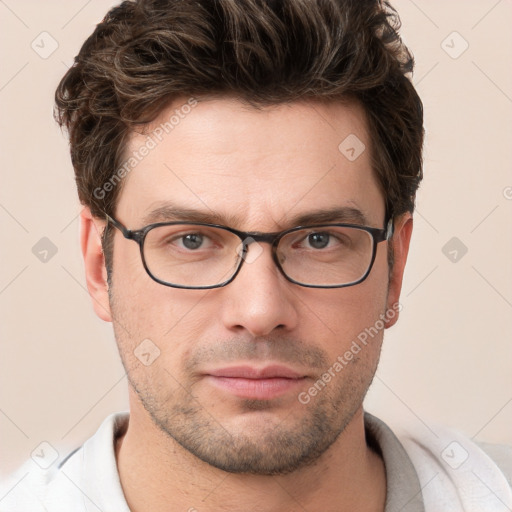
[235, 241, 247, 257]
[236, 236, 264, 264]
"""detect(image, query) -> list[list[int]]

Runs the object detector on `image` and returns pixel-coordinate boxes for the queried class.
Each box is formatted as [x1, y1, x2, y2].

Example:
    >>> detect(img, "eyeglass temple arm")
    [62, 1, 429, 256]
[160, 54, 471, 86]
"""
[105, 214, 136, 240]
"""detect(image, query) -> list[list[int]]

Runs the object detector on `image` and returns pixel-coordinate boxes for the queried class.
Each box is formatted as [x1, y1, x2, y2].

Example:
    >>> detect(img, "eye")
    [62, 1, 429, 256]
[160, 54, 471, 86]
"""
[306, 232, 331, 249]
[145, 225, 231, 259]
[169, 231, 222, 251]
[300, 231, 347, 250]
[180, 233, 205, 250]
[287, 228, 353, 252]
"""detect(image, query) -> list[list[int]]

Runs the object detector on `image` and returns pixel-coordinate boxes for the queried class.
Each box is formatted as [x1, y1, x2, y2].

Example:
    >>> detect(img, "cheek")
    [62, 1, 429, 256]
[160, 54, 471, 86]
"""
[293, 253, 390, 370]
[110, 265, 212, 370]
[299, 271, 388, 340]
[112, 239, 200, 333]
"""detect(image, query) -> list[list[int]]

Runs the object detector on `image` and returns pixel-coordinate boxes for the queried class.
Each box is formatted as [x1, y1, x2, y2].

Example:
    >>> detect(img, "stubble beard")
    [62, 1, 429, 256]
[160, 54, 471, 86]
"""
[109, 282, 382, 476]
[120, 347, 379, 476]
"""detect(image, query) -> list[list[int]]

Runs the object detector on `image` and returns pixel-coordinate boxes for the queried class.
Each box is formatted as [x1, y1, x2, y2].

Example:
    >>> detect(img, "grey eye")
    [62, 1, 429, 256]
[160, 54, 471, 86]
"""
[307, 233, 330, 249]
[182, 233, 204, 250]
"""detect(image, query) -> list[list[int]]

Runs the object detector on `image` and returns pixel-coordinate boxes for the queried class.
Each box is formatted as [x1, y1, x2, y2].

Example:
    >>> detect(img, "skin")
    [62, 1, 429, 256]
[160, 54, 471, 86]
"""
[81, 97, 413, 512]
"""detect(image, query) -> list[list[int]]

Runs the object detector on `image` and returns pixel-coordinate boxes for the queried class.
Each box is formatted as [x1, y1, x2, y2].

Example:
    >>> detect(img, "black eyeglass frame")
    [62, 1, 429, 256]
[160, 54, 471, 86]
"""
[105, 214, 394, 290]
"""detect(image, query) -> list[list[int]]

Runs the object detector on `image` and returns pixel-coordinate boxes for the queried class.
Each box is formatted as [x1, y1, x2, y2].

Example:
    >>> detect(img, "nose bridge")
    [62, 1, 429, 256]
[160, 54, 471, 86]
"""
[237, 231, 283, 281]
[241, 230, 280, 246]
[221, 238, 298, 337]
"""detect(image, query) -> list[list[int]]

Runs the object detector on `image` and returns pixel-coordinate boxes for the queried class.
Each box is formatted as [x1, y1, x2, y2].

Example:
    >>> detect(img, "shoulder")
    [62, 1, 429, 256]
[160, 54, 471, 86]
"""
[0, 456, 69, 511]
[477, 441, 512, 485]
[397, 421, 512, 511]
[0, 412, 129, 512]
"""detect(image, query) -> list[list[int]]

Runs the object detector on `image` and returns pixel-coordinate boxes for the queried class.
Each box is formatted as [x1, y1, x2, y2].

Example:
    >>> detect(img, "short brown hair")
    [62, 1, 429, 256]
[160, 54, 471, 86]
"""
[55, 0, 423, 269]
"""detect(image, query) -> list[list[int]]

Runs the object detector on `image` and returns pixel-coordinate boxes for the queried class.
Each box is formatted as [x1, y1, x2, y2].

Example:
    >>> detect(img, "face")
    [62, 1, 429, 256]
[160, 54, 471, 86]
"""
[85, 97, 411, 475]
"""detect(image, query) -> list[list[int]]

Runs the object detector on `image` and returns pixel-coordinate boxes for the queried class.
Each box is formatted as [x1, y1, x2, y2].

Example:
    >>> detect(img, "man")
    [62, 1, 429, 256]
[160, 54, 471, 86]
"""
[1, 0, 511, 510]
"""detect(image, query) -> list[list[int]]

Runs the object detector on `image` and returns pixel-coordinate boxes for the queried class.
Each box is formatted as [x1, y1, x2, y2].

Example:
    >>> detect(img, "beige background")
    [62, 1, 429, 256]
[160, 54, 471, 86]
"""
[1, 0, 511, 477]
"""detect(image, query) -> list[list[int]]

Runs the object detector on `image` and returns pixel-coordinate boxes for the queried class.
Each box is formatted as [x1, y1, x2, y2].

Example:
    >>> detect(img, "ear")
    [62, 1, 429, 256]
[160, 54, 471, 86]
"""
[80, 207, 112, 322]
[385, 212, 413, 328]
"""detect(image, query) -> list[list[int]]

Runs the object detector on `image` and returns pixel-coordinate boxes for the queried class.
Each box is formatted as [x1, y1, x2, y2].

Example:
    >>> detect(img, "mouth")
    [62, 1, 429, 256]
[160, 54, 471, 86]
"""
[203, 365, 308, 400]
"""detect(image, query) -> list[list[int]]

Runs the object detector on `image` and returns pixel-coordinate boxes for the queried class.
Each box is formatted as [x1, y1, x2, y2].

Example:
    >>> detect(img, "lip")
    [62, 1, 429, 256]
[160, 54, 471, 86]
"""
[206, 365, 304, 379]
[204, 365, 307, 400]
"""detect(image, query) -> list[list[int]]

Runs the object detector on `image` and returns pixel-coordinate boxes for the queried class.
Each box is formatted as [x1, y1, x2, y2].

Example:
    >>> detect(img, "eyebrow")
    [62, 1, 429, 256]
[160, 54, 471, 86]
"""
[141, 202, 371, 229]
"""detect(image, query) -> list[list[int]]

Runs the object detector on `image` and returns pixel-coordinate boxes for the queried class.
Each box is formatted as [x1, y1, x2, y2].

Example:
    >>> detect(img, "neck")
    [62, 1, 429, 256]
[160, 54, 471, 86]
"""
[116, 398, 386, 512]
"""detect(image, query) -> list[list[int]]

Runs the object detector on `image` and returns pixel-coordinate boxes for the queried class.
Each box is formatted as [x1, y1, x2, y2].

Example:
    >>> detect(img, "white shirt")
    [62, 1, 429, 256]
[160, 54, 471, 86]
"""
[1, 411, 511, 511]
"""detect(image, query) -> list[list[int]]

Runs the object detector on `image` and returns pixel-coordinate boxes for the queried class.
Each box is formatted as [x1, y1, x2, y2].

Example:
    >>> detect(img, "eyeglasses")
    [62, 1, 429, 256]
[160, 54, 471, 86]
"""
[105, 214, 394, 289]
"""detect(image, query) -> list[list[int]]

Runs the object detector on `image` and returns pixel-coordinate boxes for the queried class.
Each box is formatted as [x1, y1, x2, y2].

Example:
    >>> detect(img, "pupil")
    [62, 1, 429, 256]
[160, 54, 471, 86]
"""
[309, 233, 329, 249]
[183, 233, 203, 250]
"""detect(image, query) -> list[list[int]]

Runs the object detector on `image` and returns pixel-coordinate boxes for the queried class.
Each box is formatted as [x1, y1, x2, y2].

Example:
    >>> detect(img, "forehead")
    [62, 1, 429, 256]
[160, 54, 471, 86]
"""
[118, 97, 385, 229]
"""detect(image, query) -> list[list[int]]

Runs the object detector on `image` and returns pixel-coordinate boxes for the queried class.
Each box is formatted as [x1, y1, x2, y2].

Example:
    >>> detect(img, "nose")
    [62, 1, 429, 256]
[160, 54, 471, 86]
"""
[219, 243, 299, 338]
